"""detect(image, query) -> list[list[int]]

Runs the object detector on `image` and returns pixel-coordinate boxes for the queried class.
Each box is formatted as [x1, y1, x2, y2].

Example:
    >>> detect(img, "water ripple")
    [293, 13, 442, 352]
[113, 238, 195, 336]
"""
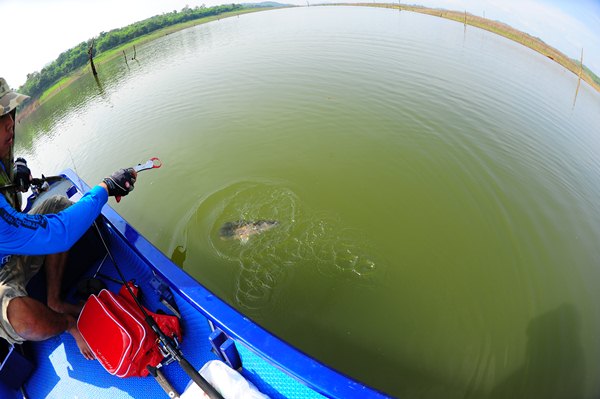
[171, 180, 383, 313]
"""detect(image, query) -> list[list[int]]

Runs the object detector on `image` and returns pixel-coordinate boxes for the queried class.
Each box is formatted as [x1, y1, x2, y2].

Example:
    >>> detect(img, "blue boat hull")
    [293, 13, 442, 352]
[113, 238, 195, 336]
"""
[0, 170, 390, 399]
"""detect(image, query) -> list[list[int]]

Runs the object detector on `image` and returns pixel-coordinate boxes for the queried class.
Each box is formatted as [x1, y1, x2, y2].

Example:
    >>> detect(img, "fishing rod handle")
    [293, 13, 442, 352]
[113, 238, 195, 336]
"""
[179, 357, 225, 399]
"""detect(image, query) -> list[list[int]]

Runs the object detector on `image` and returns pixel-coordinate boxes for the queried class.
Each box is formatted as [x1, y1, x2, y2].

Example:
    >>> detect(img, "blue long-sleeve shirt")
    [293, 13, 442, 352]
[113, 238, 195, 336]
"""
[0, 185, 108, 267]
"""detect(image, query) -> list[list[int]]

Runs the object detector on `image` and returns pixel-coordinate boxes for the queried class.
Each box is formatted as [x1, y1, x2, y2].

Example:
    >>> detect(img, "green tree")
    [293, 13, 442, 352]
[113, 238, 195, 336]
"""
[19, 3, 244, 100]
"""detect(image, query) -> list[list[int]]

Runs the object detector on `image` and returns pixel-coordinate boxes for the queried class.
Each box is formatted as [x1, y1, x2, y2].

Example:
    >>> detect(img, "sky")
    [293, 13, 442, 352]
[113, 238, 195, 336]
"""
[0, 0, 599, 89]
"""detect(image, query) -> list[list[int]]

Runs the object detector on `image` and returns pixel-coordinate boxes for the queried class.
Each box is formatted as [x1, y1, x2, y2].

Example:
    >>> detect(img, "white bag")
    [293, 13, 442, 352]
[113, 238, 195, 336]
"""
[180, 360, 270, 399]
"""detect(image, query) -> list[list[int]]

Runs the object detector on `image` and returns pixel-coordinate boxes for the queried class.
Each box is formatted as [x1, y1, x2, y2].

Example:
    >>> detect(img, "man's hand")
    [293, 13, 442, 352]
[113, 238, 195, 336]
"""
[13, 157, 32, 192]
[102, 168, 137, 197]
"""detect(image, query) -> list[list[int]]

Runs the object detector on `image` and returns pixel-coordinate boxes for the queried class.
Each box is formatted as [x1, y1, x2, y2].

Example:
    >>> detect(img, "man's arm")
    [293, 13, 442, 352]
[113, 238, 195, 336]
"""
[0, 168, 136, 256]
[0, 185, 108, 255]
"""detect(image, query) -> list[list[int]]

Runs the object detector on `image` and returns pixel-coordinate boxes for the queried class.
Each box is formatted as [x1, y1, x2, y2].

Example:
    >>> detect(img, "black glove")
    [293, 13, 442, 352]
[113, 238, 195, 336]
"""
[13, 157, 32, 192]
[102, 168, 136, 197]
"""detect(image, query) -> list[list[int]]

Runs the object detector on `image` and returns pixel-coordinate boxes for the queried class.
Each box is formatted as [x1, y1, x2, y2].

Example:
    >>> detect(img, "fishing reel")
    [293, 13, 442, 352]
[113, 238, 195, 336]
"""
[29, 175, 53, 193]
[0, 174, 56, 194]
[157, 334, 182, 366]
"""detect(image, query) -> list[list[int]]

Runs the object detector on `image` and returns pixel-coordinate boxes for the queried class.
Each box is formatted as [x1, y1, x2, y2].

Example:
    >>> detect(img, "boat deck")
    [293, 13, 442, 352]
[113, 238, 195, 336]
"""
[19, 220, 319, 399]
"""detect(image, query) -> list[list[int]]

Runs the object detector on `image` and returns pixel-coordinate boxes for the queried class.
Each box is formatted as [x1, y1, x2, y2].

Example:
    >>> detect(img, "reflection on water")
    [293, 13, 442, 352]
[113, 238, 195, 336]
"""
[173, 180, 381, 312]
[170, 245, 187, 266]
[490, 304, 583, 398]
[573, 77, 582, 109]
[93, 74, 106, 97]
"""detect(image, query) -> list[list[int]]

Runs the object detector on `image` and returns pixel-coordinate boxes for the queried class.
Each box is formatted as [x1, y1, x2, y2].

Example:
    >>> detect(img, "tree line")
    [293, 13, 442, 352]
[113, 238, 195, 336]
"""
[19, 4, 244, 100]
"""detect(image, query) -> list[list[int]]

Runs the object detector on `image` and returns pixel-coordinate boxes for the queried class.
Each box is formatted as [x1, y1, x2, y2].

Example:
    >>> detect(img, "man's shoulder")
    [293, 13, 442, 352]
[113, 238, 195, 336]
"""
[0, 193, 11, 208]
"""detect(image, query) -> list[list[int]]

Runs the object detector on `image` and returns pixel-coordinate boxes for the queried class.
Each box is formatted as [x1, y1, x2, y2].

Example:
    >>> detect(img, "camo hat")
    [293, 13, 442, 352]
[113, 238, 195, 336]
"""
[0, 77, 29, 116]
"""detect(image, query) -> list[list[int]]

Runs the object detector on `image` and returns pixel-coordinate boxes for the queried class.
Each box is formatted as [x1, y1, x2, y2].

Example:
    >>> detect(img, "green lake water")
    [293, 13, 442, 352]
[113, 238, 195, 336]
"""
[17, 6, 600, 398]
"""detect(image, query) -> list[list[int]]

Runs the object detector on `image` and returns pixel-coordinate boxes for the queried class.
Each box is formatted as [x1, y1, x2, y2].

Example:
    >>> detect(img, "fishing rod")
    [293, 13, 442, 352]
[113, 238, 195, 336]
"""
[0, 175, 64, 191]
[89, 157, 223, 399]
[92, 220, 224, 399]
[0, 157, 162, 193]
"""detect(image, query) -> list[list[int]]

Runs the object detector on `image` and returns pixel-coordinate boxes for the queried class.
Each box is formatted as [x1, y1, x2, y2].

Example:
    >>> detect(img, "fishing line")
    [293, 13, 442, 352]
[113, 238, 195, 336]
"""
[67, 148, 86, 190]
[92, 220, 224, 399]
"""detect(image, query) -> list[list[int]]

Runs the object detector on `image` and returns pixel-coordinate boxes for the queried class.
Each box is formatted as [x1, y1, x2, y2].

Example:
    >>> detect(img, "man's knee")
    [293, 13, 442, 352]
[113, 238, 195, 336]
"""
[6, 296, 68, 341]
[29, 195, 73, 215]
[6, 297, 33, 338]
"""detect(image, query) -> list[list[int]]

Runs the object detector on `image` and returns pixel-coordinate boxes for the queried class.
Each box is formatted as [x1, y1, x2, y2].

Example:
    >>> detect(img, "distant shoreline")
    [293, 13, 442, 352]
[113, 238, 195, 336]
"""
[19, 3, 599, 120]
[18, 6, 285, 120]
[349, 3, 600, 94]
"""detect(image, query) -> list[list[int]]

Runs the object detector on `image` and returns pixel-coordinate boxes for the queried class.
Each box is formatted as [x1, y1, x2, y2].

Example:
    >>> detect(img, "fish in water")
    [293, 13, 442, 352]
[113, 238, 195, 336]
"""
[219, 220, 279, 244]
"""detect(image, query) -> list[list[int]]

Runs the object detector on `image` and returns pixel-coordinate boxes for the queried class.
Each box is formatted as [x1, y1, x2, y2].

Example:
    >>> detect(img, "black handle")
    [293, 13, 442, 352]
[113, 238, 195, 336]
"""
[179, 357, 225, 399]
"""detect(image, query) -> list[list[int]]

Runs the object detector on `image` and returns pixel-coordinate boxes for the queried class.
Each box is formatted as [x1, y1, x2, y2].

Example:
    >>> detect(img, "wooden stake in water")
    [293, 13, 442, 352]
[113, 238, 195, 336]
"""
[88, 39, 98, 76]
[573, 48, 583, 108]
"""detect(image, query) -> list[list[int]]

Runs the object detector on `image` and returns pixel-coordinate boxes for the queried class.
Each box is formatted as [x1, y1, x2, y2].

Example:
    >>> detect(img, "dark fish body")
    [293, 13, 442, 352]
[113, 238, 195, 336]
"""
[219, 220, 279, 243]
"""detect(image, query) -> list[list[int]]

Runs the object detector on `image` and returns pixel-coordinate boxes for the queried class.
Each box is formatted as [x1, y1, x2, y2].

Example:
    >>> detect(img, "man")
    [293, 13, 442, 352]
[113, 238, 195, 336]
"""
[0, 77, 137, 359]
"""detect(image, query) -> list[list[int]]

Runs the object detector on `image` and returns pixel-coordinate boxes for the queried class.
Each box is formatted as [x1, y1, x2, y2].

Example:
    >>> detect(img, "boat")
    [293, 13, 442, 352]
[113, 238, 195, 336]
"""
[0, 168, 390, 399]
